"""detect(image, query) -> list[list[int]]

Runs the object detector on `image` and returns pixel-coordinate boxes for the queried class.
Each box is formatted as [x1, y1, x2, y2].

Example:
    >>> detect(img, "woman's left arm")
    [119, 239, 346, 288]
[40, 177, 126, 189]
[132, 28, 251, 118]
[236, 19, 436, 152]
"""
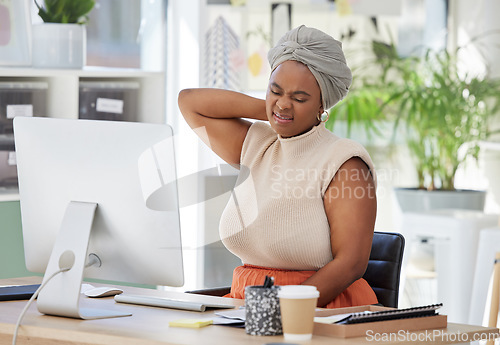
[301, 157, 377, 307]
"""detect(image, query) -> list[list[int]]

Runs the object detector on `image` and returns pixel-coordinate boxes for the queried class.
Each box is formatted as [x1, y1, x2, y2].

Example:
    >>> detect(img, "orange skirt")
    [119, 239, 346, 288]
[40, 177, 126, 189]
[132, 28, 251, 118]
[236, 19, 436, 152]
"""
[224, 264, 378, 309]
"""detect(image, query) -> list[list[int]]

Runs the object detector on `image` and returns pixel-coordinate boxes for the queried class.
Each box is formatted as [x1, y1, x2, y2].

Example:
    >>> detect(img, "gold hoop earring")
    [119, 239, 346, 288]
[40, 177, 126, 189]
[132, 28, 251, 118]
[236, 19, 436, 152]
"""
[317, 111, 329, 122]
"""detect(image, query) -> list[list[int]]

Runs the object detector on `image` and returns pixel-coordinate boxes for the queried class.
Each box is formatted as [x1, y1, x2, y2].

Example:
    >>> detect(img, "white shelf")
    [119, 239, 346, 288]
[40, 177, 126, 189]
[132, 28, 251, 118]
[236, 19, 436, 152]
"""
[0, 66, 163, 78]
[1, 66, 166, 202]
[0, 66, 166, 123]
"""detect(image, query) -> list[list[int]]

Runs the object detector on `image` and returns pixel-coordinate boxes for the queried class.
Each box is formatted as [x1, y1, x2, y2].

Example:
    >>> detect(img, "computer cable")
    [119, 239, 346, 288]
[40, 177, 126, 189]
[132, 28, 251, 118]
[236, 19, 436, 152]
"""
[11, 267, 69, 345]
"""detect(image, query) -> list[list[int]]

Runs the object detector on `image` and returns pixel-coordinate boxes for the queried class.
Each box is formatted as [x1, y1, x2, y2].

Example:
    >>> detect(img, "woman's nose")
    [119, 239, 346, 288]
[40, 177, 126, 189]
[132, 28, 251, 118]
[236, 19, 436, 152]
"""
[276, 98, 290, 110]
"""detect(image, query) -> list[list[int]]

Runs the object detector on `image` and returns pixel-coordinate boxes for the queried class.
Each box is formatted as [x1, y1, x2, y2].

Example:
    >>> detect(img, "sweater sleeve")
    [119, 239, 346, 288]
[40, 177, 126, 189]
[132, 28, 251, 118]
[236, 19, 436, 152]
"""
[321, 138, 377, 196]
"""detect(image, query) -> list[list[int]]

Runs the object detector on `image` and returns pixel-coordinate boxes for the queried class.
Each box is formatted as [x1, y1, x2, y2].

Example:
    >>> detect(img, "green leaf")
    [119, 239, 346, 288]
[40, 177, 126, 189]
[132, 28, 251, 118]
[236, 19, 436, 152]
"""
[35, 0, 96, 24]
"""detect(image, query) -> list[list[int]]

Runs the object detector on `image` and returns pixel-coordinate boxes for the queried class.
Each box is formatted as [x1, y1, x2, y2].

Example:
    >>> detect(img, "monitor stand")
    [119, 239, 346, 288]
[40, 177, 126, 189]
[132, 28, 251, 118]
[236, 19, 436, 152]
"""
[36, 201, 132, 319]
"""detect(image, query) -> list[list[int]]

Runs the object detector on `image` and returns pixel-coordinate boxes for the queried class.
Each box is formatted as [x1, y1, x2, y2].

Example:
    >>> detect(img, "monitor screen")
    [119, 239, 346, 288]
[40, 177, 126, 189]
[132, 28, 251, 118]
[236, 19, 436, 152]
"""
[14, 117, 183, 319]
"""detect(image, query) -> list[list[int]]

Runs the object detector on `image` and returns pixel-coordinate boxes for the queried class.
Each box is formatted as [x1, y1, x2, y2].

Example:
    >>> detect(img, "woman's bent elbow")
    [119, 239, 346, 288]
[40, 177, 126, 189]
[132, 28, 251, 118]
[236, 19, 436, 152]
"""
[351, 259, 369, 281]
[178, 88, 192, 107]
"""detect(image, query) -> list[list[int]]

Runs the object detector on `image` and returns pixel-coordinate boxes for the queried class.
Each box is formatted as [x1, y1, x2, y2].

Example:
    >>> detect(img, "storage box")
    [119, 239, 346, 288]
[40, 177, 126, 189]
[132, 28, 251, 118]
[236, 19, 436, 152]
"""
[79, 81, 139, 122]
[0, 82, 48, 135]
[313, 305, 447, 338]
[0, 150, 17, 187]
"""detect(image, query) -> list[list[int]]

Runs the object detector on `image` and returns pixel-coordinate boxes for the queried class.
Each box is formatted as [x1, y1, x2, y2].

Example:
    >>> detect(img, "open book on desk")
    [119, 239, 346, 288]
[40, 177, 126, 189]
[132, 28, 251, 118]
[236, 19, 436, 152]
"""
[114, 294, 236, 312]
[315, 303, 443, 325]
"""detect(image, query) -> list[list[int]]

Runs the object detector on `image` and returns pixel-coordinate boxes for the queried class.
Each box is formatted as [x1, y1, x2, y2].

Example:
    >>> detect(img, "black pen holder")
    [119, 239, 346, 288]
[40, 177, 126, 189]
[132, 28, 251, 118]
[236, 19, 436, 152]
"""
[245, 285, 282, 336]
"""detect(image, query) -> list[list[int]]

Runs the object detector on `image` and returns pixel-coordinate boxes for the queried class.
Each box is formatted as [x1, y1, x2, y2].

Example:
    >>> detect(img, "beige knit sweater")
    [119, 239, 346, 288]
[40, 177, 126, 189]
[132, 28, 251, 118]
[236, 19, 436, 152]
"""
[219, 121, 376, 270]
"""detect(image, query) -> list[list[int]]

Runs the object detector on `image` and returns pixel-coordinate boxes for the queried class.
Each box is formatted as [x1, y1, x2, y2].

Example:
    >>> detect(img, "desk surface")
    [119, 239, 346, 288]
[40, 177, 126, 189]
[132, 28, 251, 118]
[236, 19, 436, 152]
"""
[0, 277, 498, 345]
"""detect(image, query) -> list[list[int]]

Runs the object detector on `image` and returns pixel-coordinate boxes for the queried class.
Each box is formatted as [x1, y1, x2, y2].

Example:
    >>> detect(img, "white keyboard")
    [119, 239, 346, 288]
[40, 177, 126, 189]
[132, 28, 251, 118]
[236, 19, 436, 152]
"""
[114, 294, 236, 312]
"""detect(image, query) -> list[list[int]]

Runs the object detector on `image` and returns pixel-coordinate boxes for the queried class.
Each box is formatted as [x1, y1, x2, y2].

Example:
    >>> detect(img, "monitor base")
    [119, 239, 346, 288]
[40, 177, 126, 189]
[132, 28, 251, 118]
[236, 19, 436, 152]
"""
[36, 201, 131, 319]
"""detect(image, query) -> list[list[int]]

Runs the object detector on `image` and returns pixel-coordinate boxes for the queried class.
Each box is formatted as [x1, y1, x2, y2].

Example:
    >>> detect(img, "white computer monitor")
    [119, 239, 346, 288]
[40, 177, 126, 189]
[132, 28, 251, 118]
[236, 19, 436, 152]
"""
[13, 116, 184, 319]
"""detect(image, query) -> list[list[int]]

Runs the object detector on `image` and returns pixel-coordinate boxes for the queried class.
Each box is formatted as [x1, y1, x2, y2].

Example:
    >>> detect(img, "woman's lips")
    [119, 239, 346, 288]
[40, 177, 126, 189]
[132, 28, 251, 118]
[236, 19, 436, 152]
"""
[273, 112, 293, 123]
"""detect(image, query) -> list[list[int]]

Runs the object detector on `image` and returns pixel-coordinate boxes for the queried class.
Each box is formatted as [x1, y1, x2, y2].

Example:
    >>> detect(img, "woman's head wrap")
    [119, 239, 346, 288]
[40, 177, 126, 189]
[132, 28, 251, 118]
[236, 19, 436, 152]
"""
[267, 25, 352, 110]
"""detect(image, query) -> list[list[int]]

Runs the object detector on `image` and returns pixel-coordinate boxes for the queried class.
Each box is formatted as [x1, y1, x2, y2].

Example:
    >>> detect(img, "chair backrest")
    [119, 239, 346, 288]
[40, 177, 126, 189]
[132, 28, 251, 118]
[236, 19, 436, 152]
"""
[362, 231, 405, 308]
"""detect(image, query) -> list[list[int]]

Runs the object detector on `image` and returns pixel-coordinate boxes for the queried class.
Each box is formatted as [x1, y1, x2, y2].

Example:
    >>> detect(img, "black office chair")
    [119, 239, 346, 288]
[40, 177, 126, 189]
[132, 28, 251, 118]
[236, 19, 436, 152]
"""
[187, 231, 405, 308]
[364, 231, 405, 308]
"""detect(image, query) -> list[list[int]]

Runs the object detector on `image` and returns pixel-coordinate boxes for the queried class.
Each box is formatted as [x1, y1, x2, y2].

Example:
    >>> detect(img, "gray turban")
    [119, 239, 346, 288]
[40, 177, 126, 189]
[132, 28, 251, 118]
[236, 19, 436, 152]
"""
[268, 25, 352, 110]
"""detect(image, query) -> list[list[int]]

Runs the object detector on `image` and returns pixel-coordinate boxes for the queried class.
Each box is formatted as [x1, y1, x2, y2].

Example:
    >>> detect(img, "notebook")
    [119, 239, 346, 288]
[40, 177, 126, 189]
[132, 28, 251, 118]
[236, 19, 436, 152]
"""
[335, 303, 443, 324]
[0, 284, 40, 301]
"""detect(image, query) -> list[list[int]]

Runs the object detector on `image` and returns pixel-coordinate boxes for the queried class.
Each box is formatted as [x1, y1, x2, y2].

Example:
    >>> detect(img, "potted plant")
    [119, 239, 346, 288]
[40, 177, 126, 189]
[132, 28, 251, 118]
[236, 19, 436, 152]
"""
[388, 47, 500, 211]
[326, 39, 500, 212]
[325, 41, 403, 148]
[324, 40, 403, 194]
[32, 0, 96, 69]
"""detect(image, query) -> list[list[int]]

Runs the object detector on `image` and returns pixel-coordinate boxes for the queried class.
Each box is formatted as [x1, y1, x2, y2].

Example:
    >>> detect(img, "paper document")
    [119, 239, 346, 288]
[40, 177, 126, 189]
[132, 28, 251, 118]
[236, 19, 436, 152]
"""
[213, 307, 246, 326]
[315, 311, 372, 324]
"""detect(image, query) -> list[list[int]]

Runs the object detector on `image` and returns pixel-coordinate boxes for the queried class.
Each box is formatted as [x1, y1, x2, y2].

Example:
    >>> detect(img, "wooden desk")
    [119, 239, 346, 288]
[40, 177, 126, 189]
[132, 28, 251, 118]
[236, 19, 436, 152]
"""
[1, 277, 498, 345]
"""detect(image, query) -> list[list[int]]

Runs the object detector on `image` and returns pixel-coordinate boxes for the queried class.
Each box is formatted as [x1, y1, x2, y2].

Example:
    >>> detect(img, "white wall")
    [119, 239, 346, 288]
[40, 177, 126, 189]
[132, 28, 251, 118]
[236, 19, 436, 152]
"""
[166, 0, 204, 290]
[450, 0, 500, 213]
[450, 0, 500, 78]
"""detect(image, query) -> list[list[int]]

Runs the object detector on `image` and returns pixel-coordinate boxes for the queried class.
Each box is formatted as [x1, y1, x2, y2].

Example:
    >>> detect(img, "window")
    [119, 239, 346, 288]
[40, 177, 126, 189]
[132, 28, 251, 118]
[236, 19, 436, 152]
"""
[87, 0, 142, 68]
[86, 0, 165, 70]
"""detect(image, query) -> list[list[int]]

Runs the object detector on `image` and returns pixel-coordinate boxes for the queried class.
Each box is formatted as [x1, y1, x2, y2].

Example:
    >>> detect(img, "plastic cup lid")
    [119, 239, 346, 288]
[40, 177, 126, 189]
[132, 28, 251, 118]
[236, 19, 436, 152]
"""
[277, 285, 319, 299]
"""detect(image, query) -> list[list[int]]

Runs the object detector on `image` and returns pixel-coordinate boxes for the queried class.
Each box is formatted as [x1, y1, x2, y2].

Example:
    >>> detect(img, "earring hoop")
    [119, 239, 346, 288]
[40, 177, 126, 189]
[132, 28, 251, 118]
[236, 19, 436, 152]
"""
[317, 111, 329, 122]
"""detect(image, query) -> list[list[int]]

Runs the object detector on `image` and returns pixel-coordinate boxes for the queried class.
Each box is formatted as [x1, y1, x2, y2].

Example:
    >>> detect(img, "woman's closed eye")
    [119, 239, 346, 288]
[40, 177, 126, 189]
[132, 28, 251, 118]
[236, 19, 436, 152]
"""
[270, 83, 309, 103]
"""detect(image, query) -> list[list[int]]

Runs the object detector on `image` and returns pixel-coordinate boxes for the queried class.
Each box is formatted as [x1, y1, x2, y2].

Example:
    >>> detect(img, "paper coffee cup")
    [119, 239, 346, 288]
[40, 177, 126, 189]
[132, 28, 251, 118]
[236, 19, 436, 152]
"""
[277, 285, 319, 341]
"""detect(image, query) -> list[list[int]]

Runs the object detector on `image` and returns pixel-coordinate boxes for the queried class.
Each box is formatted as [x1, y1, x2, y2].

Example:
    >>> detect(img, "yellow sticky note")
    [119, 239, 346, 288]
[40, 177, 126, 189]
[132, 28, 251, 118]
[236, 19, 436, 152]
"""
[169, 319, 213, 328]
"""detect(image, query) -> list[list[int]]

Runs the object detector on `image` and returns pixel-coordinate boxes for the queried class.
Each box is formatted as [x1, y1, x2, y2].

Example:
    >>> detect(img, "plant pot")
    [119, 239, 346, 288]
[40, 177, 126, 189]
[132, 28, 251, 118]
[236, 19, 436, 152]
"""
[394, 187, 487, 274]
[32, 23, 86, 69]
[394, 187, 487, 213]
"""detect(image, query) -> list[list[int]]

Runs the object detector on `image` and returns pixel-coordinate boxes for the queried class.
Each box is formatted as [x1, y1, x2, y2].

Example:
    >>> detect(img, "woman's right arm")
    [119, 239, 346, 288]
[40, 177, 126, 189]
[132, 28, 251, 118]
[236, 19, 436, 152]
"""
[178, 88, 267, 166]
